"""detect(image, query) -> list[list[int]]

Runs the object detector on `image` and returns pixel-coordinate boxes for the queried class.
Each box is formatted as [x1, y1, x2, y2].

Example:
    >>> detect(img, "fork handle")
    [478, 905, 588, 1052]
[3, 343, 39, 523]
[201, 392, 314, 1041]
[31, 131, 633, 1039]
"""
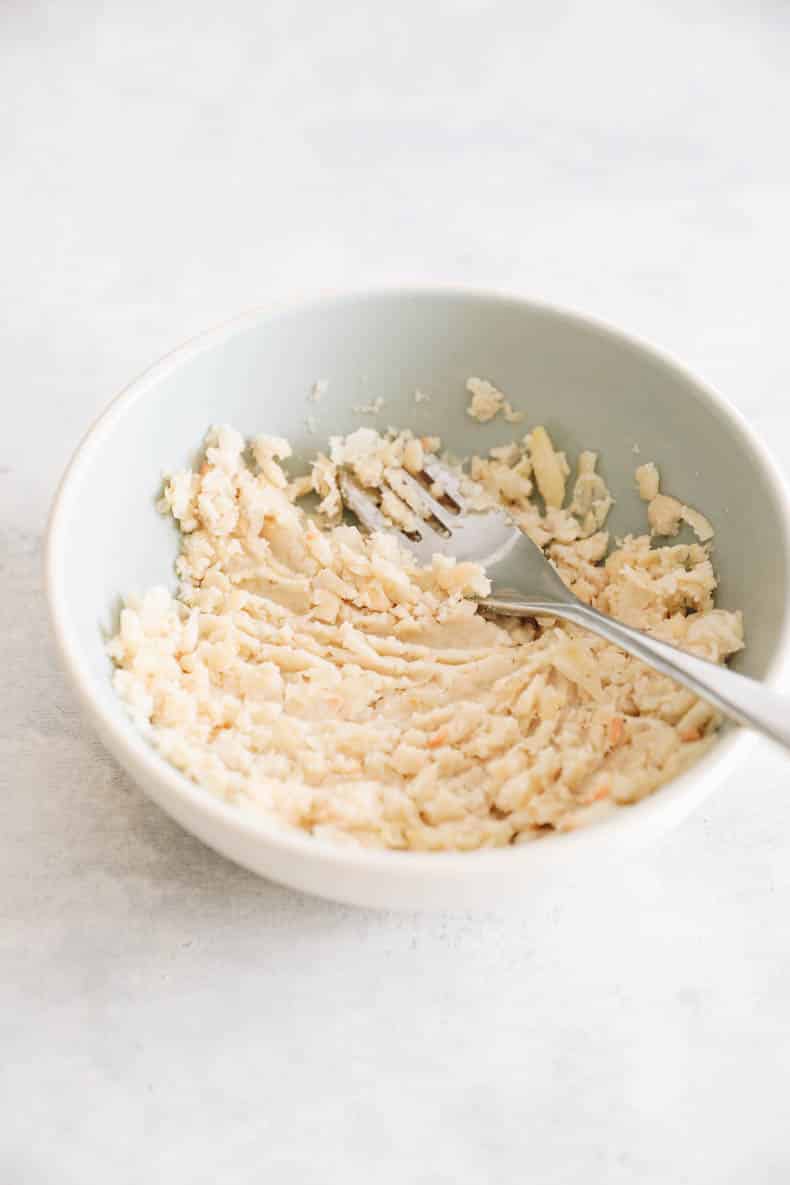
[483, 595, 790, 752]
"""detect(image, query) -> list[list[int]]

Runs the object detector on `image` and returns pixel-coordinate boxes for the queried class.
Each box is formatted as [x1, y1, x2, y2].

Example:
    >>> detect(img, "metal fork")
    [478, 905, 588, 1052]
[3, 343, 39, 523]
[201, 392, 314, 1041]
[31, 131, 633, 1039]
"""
[339, 459, 790, 752]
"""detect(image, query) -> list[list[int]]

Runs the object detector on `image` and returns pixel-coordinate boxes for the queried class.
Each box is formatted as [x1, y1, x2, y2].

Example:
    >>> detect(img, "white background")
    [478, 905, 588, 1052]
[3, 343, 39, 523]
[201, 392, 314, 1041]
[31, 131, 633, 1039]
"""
[3, 2, 790, 1182]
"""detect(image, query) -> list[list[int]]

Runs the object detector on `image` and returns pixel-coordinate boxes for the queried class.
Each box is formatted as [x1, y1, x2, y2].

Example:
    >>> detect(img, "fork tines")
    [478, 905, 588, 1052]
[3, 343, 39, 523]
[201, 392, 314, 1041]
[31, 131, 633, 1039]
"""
[338, 456, 465, 541]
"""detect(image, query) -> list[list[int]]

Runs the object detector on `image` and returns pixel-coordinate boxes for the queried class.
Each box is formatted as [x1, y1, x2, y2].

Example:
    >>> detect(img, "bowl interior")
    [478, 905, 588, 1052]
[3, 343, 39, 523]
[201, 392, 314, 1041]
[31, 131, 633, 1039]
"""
[52, 290, 789, 757]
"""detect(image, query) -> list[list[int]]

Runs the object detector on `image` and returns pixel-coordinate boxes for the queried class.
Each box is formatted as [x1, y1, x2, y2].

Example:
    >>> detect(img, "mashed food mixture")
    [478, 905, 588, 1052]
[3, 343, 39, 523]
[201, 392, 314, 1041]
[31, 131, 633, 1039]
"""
[109, 388, 743, 851]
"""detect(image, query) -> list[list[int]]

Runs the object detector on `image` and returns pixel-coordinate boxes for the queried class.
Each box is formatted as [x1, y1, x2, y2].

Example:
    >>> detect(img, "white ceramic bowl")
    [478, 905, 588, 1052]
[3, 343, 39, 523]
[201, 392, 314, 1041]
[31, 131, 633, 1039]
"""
[46, 289, 790, 910]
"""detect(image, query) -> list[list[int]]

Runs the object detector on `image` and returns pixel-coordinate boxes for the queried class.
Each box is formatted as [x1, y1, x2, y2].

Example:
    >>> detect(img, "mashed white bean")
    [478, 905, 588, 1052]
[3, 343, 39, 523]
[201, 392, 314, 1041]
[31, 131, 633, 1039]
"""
[109, 398, 743, 851]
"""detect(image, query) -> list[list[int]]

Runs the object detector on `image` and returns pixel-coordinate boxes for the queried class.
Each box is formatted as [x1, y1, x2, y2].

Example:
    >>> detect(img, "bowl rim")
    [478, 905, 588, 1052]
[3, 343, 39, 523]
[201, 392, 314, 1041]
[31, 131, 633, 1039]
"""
[45, 285, 790, 877]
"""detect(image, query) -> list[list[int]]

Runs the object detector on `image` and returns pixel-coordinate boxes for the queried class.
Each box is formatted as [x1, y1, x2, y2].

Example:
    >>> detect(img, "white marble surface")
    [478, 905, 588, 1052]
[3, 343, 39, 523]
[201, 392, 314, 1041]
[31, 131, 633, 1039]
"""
[3, 2, 790, 1181]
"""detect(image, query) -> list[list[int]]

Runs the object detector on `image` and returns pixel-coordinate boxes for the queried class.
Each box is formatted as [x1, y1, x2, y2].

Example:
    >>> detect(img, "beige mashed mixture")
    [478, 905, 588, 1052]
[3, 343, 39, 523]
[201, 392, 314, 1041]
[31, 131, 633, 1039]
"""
[109, 383, 744, 851]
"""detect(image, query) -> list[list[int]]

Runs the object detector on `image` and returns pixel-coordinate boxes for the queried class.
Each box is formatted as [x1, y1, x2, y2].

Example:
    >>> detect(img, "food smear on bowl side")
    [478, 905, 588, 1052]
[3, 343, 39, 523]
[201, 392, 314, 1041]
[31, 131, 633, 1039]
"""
[108, 382, 743, 852]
